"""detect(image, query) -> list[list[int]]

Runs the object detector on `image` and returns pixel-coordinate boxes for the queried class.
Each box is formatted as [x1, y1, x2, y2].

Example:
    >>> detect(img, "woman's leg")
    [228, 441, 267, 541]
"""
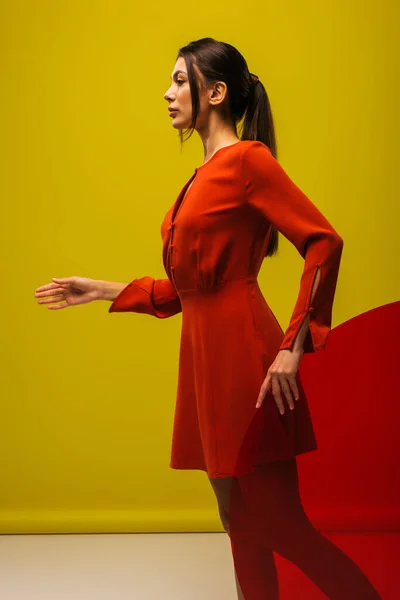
[233, 458, 382, 600]
[209, 475, 279, 599]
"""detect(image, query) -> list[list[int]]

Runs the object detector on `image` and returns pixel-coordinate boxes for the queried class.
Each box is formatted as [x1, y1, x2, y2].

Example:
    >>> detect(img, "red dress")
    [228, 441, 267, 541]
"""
[109, 140, 344, 478]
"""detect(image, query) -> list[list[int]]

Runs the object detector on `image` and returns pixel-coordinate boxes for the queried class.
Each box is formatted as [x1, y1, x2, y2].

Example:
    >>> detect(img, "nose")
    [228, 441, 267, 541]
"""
[164, 87, 174, 102]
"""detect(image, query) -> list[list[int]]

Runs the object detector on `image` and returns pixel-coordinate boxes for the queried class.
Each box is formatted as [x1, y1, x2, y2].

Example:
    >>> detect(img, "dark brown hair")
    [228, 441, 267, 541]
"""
[177, 37, 279, 258]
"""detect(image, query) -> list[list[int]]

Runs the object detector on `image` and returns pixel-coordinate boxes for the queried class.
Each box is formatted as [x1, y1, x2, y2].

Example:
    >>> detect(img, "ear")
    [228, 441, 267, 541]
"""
[209, 81, 228, 107]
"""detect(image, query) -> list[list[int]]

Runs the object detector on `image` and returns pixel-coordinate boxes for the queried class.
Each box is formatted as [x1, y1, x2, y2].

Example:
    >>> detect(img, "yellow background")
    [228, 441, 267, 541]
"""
[0, 1, 398, 533]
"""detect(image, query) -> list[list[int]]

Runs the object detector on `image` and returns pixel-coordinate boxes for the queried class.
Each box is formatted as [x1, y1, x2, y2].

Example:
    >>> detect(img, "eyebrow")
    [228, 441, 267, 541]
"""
[170, 70, 187, 79]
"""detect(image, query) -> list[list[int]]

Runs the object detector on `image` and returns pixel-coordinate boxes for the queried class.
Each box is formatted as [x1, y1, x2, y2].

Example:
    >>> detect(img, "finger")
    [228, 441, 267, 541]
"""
[37, 294, 64, 305]
[280, 377, 295, 411]
[35, 283, 60, 294]
[48, 302, 69, 310]
[35, 287, 65, 298]
[272, 375, 285, 415]
[256, 372, 270, 408]
[52, 277, 73, 284]
[288, 376, 300, 402]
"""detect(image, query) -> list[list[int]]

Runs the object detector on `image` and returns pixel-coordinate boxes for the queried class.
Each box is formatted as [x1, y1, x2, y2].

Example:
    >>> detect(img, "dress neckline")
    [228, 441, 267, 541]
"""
[171, 141, 245, 224]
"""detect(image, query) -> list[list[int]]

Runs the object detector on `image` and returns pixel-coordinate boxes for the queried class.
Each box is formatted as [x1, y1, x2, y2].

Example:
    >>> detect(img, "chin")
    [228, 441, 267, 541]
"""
[171, 116, 190, 130]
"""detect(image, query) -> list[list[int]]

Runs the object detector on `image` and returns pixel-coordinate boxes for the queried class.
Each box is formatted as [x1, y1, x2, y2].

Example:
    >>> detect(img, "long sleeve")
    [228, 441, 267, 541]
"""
[108, 276, 182, 318]
[241, 141, 344, 353]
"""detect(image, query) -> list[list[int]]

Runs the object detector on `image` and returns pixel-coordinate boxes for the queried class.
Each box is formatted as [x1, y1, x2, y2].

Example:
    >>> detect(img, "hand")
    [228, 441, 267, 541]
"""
[35, 276, 100, 309]
[255, 348, 304, 414]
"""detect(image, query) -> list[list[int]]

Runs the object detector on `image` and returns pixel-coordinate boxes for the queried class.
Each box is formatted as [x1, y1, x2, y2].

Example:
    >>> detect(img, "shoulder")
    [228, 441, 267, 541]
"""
[239, 140, 275, 174]
[238, 140, 277, 185]
[239, 140, 273, 161]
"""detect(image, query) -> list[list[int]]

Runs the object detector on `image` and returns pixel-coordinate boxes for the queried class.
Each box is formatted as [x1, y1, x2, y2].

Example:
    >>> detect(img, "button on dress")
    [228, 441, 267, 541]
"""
[109, 140, 344, 478]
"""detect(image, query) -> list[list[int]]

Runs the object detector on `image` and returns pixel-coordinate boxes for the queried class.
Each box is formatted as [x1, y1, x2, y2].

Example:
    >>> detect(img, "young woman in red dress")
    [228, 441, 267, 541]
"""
[36, 37, 382, 600]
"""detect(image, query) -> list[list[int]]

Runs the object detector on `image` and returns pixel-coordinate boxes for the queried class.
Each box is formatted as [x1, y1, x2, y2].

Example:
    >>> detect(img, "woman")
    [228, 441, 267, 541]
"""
[35, 38, 381, 599]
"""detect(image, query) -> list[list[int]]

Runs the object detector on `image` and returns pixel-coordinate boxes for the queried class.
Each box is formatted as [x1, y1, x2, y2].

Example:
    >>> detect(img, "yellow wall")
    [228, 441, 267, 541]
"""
[0, 1, 398, 533]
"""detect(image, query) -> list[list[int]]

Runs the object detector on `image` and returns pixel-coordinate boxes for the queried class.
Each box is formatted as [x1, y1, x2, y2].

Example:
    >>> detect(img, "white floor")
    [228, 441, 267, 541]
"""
[0, 533, 237, 599]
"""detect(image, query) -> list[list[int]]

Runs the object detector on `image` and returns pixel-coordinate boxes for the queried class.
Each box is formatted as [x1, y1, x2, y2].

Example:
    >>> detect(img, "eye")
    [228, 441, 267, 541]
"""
[176, 79, 185, 86]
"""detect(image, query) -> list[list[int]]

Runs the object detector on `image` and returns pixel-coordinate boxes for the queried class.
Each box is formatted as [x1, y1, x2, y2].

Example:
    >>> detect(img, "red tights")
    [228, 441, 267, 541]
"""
[228, 458, 382, 599]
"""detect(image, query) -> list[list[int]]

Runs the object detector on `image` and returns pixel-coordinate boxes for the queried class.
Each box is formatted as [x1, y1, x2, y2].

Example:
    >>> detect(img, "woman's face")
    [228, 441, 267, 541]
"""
[164, 56, 215, 131]
[163, 56, 193, 129]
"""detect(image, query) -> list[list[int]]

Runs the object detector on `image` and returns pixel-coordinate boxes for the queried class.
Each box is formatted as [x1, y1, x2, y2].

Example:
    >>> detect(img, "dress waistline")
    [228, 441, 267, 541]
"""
[177, 275, 258, 297]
